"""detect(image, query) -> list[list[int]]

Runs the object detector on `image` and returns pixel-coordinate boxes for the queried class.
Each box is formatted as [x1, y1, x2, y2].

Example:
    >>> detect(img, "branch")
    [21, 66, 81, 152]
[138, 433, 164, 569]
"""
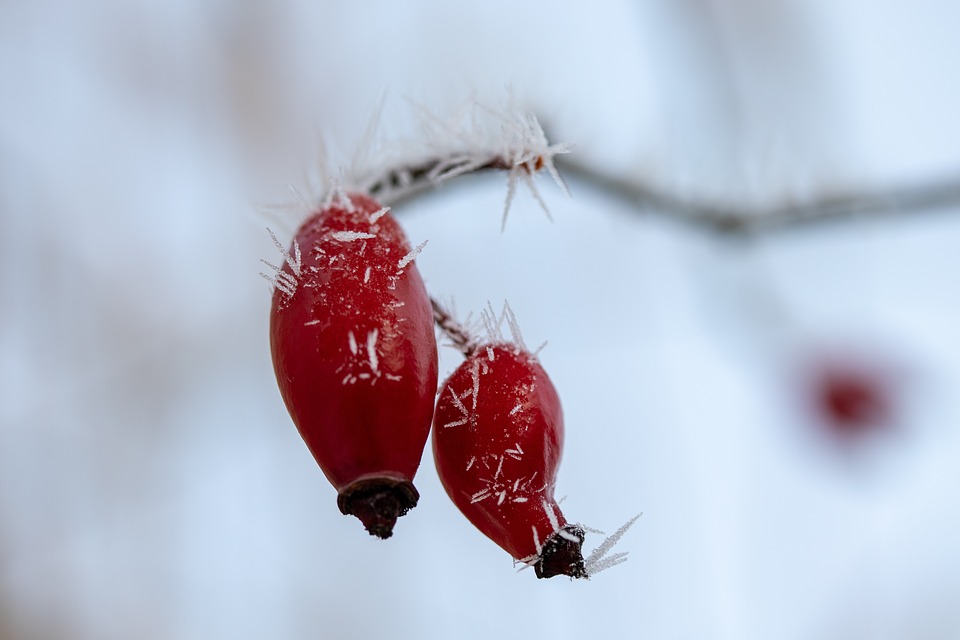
[555, 157, 960, 236]
[338, 100, 570, 230]
[336, 101, 960, 237]
[431, 298, 477, 356]
[363, 149, 960, 237]
[368, 156, 515, 209]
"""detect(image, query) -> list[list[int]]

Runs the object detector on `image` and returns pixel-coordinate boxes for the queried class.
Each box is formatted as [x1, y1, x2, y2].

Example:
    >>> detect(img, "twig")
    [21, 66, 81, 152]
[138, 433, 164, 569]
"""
[343, 99, 570, 229]
[365, 150, 960, 236]
[555, 157, 960, 236]
[332, 101, 960, 236]
[431, 298, 477, 356]
[369, 156, 515, 209]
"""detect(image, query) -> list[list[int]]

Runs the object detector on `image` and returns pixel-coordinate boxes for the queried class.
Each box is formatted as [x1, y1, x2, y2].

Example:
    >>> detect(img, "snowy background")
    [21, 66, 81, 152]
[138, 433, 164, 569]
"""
[2, 1, 960, 638]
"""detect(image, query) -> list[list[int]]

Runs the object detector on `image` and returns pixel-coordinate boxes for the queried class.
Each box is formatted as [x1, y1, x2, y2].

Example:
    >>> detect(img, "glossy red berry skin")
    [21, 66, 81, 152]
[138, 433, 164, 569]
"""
[432, 343, 585, 578]
[270, 193, 438, 538]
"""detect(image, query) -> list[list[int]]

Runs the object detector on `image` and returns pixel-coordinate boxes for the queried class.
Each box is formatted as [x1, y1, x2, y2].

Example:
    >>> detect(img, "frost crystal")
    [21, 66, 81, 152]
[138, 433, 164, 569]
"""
[398, 239, 428, 269]
[448, 386, 469, 418]
[504, 443, 524, 460]
[470, 360, 481, 414]
[338, 328, 383, 385]
[331, 231, 376, 242]
[479, 301, 530, 352]
[369, 206, 390, 223]
[431, 297, 481, 355]
[326, 186, 357, 213]
[468, 451, 540, 510]
[504, 304, 526, 349]
[583, 513, 642, 577]
[543, 500, 560, 534]
[497, 109, 572, 230]
[587, 552, 629, 576]
[366, 329, 379, 374]
[347, 331, 358, 355]
[260, 228, 302, 298]
[338, 97, 570, 228]
[558, 529, 582, 543]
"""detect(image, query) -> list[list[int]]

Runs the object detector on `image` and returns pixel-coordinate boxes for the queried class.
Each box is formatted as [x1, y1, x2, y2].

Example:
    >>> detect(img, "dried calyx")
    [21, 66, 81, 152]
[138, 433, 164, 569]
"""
[337, 477, 420, 539]
[535, 524, 587, 579]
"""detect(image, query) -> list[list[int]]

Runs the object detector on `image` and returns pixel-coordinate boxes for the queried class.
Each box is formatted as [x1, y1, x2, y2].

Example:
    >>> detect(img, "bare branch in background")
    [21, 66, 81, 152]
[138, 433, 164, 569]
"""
[556, 157, 960, 236]
[363, 145, 960, 236]
[319, 100, 960, 238]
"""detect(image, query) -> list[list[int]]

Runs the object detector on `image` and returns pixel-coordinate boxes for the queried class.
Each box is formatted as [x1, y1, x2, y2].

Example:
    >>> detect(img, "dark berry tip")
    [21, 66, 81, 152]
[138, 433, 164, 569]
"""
[535, 524, 587, 579]
[337, 477, 419, 539]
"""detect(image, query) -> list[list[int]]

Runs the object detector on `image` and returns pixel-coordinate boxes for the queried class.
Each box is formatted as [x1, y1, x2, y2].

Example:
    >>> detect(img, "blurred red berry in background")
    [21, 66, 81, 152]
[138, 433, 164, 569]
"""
[814, 363, 892, 436]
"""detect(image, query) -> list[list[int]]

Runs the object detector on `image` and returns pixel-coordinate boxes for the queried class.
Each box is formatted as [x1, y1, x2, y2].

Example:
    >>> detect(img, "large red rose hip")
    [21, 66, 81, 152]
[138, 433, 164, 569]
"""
[268, 193, 438, 538]
[432, 342, 586, 579]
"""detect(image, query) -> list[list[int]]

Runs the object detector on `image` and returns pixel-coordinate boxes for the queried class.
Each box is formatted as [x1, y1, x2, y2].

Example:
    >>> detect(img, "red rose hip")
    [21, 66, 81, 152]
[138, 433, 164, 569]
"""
[432, 342, 586, 578]
[817, 366, 890, 433]
[268, 193, 438, 538]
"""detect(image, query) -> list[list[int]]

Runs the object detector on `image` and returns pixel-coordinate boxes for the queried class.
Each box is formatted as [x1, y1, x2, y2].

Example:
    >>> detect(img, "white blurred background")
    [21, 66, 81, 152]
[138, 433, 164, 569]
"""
[2, 1, 960, 638]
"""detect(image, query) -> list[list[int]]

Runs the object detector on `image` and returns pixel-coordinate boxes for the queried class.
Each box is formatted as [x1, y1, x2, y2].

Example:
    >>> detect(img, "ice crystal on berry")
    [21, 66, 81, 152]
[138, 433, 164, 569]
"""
[330, 231, 376, 242]
[582, 513, 643, 577]
[479, 301, 528, 351]
[260, 227, 302, 299]
[337, 328, 384, 386]
[369, 206, 390, 223]
[398, 239, 428, 270]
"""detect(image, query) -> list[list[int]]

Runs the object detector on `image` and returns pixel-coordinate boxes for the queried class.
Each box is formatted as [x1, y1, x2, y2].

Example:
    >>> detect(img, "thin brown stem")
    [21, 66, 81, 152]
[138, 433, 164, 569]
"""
[555, 157, 960, 236]
[362, 140, 960, 237]
[368, 156, 515, 209]
[431, 297, 477, 356]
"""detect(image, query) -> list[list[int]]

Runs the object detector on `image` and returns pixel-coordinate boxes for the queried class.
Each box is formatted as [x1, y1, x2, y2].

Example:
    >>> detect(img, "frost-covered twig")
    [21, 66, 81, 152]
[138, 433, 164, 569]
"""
[431, 299, 536, 358]
[431, 298, 478, 356]
[556, 156, 960, 236]
[270, 97, 960, 238]
[346, 99, 570, 229]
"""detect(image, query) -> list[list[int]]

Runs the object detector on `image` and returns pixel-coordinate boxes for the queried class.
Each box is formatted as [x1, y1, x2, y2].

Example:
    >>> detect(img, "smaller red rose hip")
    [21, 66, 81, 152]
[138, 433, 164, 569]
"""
[433, 342, 584, 578]
[430, 304, 639, 579]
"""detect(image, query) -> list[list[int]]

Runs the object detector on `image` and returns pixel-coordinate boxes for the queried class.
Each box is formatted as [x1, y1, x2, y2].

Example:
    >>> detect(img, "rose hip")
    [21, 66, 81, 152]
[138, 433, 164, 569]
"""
[432, 342, 586, 579]
[811, 359, 893, 438]
[268, 193, 437, 538]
